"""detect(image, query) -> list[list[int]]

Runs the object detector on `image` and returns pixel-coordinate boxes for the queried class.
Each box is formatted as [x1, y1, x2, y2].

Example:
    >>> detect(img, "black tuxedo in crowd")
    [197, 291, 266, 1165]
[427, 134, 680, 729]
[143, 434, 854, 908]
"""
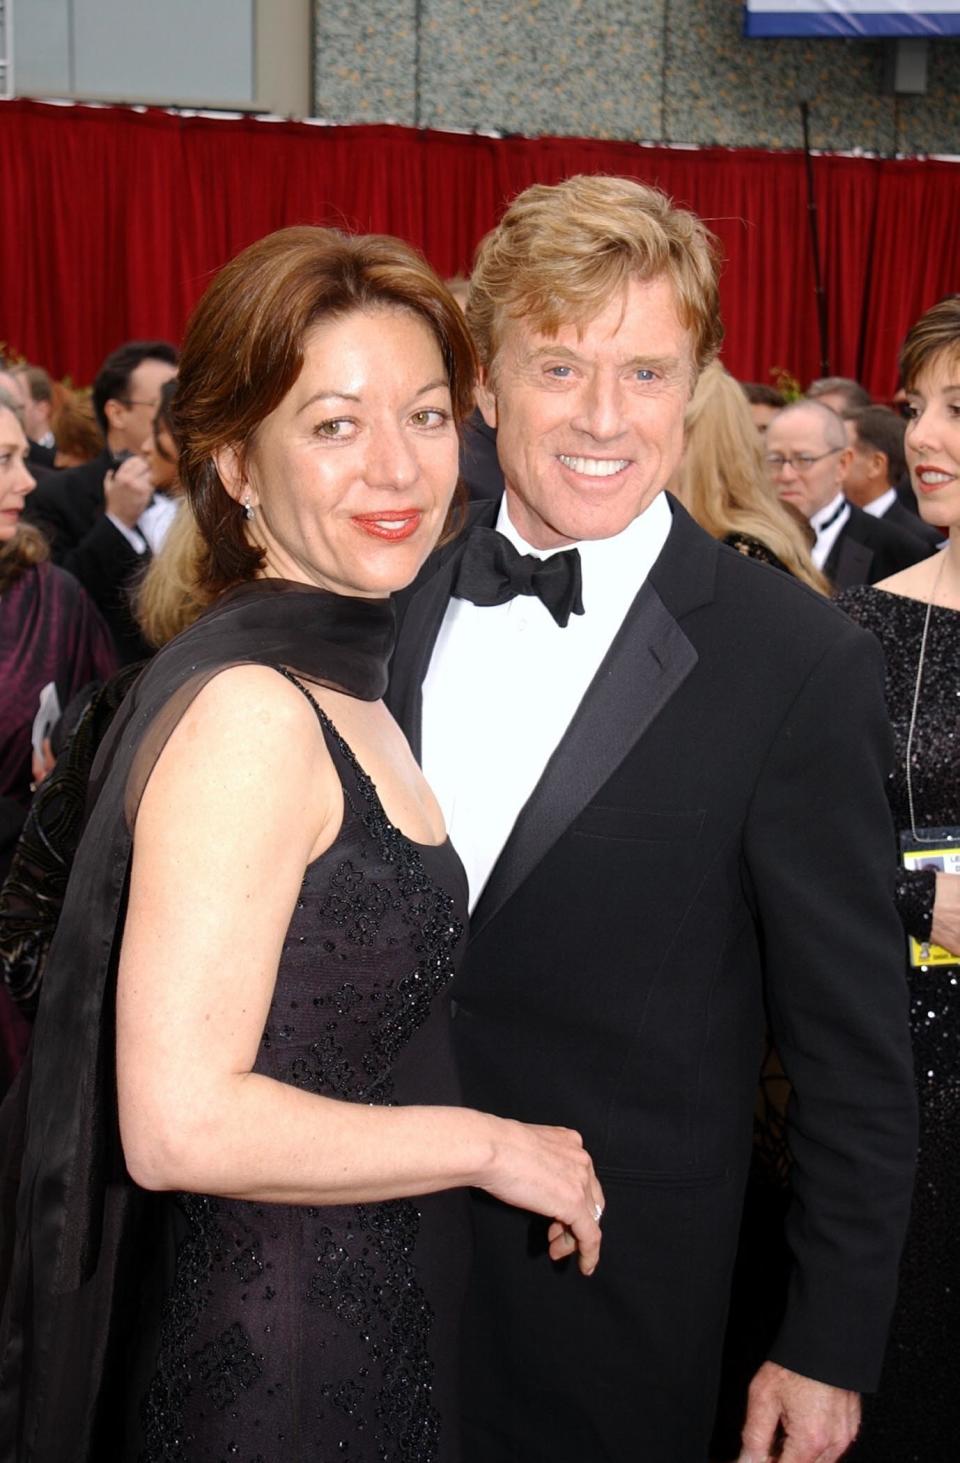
[388, 497, 917, 1463]
[23, 448, 150, 662]
[879, 497, 944, 548]
[25, 439, 56, 470]
[824, 501, 934, 589]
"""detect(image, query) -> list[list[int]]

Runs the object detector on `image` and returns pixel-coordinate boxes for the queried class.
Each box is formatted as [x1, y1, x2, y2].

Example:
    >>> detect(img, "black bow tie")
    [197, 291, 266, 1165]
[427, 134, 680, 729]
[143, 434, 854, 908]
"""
[815, 498, 847, 535]
[452, 527, 585, 628]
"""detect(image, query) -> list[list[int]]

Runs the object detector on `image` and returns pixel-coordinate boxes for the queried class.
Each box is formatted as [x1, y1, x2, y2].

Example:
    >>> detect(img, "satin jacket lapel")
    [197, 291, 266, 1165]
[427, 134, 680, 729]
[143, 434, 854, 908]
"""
[470, 500, 715, 942]
[388, 499, 499, 761]
[388, 558, 461, 762]
[826, 529, 873, 590]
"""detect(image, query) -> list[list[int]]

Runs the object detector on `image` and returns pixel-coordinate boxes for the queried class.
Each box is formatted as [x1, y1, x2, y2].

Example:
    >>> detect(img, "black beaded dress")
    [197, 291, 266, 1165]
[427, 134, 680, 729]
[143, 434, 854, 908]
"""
[130, 684, 470, 1463]
[0, 582, 469, 1463]
[837, 584, 960, 1461]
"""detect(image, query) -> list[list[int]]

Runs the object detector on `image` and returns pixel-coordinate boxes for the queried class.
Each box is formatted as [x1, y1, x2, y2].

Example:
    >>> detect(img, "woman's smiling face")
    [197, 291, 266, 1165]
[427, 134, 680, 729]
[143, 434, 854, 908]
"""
[226, 307, 460, 597]
[905, 351, 960, 529]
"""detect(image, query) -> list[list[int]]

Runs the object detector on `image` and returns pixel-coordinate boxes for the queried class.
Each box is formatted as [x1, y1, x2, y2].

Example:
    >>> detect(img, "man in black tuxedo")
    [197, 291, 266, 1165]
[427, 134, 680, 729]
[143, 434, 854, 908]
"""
[24, 340, 177, 661]
[843, 404, 944, 549]
[765, 400, 933, 589]
[388, 176, 917, 1463]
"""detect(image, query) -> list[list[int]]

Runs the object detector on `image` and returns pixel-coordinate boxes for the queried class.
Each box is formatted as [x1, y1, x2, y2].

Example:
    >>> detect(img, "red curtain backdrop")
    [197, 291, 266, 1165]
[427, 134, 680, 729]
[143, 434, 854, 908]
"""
[2, 98, 959, 397]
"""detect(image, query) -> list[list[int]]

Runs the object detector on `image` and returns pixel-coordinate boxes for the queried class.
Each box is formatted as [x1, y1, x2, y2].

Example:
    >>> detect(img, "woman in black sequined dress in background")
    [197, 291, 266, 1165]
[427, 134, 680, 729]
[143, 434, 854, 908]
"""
[0, 230, 604, 1463]
[837, 296, 960, 1461]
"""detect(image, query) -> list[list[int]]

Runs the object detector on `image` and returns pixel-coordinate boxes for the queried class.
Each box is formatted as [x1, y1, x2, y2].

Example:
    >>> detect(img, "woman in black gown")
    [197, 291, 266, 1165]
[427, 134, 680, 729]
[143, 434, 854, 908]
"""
[0, 228, 604, 1463]
[837, 296, 960, 1460]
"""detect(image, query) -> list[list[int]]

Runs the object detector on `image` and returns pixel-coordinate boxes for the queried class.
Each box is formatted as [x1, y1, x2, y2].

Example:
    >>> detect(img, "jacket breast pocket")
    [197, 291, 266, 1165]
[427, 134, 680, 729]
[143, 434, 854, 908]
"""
[571, 805, 705, 843]
[596, 1163, 729, 1189]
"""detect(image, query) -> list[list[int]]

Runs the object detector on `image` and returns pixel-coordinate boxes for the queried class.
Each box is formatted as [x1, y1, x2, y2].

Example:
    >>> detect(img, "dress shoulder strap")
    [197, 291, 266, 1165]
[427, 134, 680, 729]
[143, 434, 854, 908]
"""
[273, 664, 381, 821]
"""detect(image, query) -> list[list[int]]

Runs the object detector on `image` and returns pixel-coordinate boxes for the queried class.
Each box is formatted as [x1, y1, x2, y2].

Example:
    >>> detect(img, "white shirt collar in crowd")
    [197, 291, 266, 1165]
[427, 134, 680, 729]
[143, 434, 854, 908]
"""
[809, 491, 850, 570]
[862, 486, 898, 519]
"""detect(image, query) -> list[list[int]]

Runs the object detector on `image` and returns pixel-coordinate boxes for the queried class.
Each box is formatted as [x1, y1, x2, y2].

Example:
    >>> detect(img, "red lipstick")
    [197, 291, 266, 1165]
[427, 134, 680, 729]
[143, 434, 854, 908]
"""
[913, 464, 955, 494]
[351, 510, 422, 541]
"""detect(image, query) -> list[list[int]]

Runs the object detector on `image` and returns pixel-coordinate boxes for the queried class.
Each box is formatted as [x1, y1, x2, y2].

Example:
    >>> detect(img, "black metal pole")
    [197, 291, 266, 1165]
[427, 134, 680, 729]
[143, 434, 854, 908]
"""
[800, 102, 830, 377]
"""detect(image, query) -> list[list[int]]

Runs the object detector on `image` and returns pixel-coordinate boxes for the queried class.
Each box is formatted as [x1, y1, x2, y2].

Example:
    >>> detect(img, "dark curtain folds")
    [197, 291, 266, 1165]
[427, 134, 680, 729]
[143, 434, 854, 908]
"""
[1, 98, 958, 396]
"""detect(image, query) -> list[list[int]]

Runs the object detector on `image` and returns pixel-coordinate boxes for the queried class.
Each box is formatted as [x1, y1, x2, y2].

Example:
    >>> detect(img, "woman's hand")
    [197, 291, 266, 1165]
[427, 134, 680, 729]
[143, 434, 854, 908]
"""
[477, 1117, 604, 1276]
[930, 871, 960, 957]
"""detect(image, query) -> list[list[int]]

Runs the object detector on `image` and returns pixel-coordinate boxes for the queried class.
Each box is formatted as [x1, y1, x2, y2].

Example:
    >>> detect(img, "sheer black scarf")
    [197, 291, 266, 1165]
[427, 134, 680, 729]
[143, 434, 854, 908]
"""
[0, 578, 395, 1462]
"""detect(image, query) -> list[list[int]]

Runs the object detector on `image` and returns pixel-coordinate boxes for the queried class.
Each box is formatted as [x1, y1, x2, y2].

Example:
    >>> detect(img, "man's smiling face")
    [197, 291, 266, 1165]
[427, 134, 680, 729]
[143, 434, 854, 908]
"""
[478, 274, 695, 549]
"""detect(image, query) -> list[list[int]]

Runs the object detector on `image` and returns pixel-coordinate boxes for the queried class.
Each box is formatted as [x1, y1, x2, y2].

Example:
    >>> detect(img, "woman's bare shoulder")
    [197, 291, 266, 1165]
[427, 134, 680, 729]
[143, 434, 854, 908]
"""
[140, 662, 336, 832]
[177, 663, 323, 747]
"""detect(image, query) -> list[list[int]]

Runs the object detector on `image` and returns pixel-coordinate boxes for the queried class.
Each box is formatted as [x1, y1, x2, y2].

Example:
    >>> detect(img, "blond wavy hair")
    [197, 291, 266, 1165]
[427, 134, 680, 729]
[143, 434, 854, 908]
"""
[467, 174, 723, 380]
[133, 503, 212, 648]
[674, 363, 828, 594]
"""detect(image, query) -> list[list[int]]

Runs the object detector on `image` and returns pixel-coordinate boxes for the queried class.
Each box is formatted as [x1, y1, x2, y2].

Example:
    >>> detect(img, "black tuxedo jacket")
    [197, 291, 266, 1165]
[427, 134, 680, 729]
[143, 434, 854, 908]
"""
[388, 498, 917, 1463]
[824, 501, 934, 589]
[26, 439, 56, 470]
[23, 449, 150, 663]
[880, 497, 944, 548]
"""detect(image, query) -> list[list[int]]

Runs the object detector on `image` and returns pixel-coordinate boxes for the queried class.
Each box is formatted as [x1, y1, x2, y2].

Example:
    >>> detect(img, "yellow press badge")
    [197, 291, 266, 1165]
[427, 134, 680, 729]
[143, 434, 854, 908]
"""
[900, 827, 960, 967]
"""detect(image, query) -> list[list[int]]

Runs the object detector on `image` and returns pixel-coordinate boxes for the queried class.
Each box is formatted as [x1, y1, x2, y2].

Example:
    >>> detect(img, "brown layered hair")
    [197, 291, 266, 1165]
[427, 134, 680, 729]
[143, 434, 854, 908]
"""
[899, 295, 960, 391]
[51, 390, 104, 466]
[176, 227, 478, 597]
[467, 174, 723, 381]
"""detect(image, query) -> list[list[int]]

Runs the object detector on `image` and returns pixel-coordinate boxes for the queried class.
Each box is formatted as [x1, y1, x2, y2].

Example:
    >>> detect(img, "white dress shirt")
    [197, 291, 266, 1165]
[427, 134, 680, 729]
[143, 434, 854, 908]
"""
[863, 487, 898, 519]
[421, 492, 672, 910]
[810, 491, 850, 570]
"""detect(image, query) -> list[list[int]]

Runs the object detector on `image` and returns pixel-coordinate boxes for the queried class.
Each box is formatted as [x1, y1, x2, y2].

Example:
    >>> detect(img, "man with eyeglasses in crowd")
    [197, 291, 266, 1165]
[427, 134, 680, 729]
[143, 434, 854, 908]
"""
[764, 399, 933, 589]
[24, 340, 178, 661]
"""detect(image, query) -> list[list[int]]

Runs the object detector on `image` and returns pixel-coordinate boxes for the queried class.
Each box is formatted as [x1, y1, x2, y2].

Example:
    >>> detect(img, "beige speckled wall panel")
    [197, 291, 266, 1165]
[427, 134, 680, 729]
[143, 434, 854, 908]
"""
[313, 0, 960, 155]
[417, 0, 664, 140]
[315, 1, 419, 124]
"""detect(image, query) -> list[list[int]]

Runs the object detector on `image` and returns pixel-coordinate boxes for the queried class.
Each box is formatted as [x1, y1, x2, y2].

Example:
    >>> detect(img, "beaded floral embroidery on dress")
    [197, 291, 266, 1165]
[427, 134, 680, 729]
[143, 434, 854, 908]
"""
[137, 676, 466, 1462]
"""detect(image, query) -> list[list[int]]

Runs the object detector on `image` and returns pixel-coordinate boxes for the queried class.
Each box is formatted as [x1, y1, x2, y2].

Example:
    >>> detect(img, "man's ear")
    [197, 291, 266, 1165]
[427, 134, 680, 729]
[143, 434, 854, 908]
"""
[103, 397, 125, 433]
[213, 444, 253, 506]
[837, 446, 855, 482]
[476, 369, 498, 430]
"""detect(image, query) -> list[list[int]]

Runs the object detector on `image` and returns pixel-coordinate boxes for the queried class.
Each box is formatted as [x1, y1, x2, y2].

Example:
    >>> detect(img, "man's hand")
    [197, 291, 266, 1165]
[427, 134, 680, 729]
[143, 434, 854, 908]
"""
[931, 870, 960, 957]
[738, 1362, 860, 1462]
[30, 737, 56, 789]
[104, 455, 153, 529]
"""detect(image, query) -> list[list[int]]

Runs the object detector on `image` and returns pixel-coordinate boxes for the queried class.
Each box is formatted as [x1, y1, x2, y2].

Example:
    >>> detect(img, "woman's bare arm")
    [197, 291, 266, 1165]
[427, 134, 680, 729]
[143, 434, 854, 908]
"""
[116, 666, 603, 1269]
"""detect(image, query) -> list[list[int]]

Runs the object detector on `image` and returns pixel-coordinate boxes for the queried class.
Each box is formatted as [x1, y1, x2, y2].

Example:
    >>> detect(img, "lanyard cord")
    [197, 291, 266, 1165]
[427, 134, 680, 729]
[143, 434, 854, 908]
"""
[905, 554, 946, 843]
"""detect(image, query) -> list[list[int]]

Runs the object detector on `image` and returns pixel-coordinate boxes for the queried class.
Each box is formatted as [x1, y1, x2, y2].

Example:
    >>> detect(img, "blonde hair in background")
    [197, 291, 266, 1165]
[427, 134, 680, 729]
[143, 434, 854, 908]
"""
[674, 363, 828, 595]
[467, 174, 723, 380]
[133, 503, 212, 649]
